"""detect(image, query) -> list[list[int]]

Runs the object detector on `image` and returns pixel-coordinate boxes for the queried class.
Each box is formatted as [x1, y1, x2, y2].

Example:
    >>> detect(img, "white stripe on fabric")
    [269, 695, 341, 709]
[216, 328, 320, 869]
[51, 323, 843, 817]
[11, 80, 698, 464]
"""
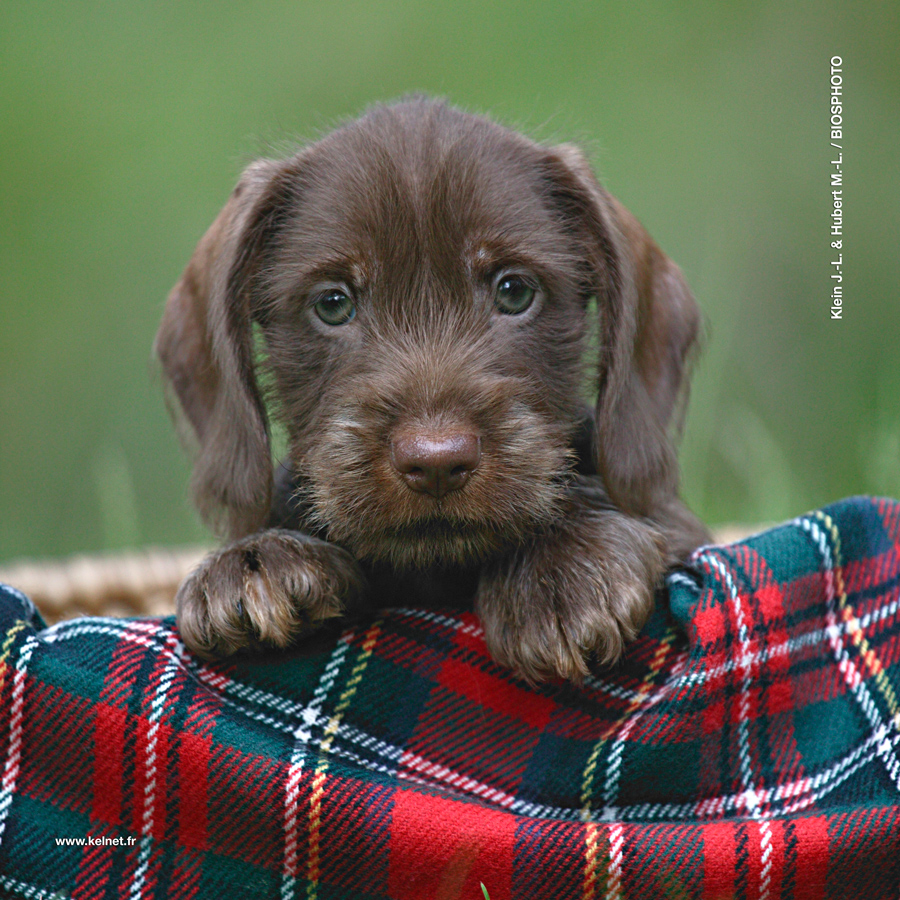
[0, 634, 39, 848]
[281, 634, 352, 900]
[128, 632, 183, 900]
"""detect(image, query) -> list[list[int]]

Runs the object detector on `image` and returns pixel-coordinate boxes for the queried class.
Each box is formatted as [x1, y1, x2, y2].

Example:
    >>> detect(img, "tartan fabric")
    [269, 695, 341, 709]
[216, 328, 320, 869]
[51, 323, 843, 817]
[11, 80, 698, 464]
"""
[0, 497, 898, 899]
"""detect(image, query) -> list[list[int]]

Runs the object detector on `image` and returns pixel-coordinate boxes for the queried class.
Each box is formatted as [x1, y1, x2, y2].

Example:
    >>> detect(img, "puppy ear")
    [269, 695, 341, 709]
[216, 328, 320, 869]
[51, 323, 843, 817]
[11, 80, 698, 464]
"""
[545, 145, 702, 518]
[155, 159, 287, 539]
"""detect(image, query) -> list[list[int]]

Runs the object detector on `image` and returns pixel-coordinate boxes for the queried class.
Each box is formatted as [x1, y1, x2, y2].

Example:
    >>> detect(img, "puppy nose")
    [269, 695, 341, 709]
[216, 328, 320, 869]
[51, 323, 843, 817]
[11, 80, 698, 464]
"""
[390, 431, 482, 499]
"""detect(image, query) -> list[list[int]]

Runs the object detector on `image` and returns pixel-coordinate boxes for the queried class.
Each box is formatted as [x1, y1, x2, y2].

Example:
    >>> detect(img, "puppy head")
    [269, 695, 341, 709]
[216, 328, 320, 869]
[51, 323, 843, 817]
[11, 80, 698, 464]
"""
[156, 98, 700, 565]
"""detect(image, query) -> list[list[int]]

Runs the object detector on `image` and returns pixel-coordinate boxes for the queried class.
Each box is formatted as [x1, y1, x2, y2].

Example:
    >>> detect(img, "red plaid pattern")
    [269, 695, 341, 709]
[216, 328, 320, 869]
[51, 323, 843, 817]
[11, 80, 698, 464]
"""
[0, 496, 898, 898]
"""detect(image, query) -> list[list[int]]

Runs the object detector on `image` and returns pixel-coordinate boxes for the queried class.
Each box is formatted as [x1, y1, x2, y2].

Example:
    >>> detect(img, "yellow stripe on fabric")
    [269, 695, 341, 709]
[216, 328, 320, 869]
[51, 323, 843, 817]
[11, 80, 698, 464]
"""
[815, 511, 900, 727]
[0, 622, 28, 697]
[306, 621, 382, 900]
[582, 821, 600, 900]
[579, 630, 676, 820]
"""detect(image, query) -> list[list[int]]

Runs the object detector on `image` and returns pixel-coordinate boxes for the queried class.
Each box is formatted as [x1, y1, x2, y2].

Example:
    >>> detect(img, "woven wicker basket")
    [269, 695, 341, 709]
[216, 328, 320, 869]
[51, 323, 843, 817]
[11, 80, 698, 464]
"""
[0, 547, 208, 623]
[0, 526, 755, 625]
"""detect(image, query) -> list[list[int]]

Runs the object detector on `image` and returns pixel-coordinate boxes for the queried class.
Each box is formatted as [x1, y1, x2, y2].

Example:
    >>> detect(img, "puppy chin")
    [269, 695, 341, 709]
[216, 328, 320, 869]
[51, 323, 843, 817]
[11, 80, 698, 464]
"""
[303, 475, 569, 571]
[339, 519, 511, 570]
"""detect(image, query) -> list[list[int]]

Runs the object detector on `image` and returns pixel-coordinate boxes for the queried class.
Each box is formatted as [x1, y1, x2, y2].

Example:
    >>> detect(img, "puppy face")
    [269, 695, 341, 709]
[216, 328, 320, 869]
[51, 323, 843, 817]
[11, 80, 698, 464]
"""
[157, 98, 701, 570]
[258, 110, 599, 568]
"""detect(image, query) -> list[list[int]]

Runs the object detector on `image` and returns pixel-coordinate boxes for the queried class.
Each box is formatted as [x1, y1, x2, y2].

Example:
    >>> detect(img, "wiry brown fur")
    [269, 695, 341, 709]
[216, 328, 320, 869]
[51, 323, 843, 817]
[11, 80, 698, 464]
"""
[156, 97, 709, 683]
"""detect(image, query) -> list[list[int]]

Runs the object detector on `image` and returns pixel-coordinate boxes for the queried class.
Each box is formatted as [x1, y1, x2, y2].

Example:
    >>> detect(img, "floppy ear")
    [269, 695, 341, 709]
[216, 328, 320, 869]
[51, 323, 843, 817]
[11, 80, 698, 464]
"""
[155, 159, 287, 539]
[545, 145, 702, 519]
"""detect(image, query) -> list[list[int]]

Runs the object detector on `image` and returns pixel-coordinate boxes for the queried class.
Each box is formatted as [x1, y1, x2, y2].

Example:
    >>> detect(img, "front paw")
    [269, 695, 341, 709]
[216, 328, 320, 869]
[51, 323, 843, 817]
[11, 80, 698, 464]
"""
[477, 509, 665, 683]
[176, 529, 365, 658]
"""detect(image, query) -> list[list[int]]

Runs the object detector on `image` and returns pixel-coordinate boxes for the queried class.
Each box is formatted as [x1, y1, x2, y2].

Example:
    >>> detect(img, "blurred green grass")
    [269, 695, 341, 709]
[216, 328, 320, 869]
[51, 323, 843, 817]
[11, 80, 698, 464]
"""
[1, 1, 898, 560]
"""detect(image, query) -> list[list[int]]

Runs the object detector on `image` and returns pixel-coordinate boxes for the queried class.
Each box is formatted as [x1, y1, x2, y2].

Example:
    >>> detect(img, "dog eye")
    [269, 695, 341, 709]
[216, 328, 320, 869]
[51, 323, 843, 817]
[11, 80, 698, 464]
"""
[313, 289, 356, 326]
[494, 274, 536, 315]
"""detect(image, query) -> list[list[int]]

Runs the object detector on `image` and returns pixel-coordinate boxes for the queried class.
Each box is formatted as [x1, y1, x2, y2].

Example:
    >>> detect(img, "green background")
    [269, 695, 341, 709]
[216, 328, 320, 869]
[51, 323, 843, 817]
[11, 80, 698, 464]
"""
[2, 1, 898, 562]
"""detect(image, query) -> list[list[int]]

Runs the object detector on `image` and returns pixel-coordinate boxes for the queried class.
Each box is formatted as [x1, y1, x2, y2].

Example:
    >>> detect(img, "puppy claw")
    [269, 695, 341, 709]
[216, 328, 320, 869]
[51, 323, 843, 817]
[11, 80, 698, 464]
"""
[176, 529, 365, 659]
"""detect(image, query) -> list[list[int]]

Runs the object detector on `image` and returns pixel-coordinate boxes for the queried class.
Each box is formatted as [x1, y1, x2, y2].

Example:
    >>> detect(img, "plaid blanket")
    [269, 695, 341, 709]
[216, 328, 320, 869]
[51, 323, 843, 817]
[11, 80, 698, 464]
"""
[0, 497, 898, 899]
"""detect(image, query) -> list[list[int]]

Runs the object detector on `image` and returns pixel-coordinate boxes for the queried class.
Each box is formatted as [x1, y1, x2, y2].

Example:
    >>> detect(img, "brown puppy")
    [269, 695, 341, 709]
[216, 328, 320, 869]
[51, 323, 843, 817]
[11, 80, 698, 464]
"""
[156, 98, 709, 683]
